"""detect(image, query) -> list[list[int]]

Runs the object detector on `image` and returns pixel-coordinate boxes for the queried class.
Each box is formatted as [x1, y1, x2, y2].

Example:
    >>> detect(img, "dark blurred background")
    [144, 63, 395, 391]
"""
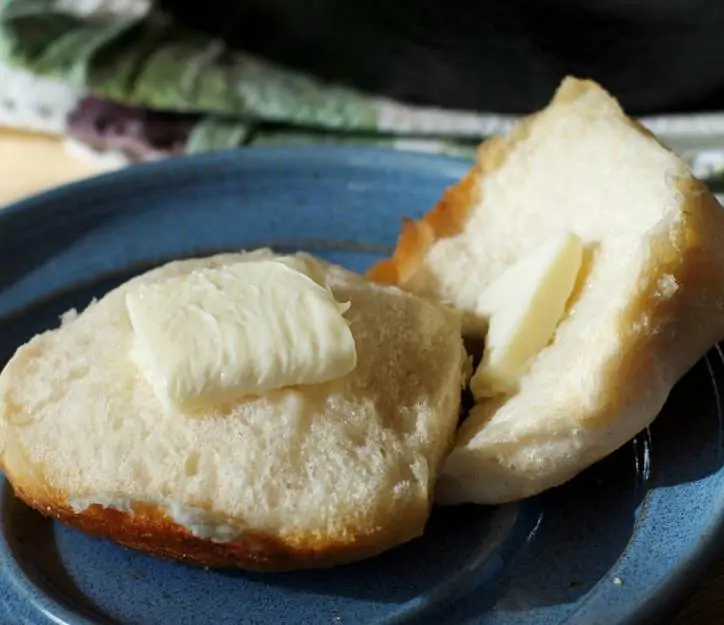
[161, 0, 724, 116]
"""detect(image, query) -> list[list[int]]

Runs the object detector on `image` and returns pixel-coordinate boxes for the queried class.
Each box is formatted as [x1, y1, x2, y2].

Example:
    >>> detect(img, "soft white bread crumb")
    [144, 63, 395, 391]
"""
[377, 77, 724, 504]
[0, 250, 465, 568]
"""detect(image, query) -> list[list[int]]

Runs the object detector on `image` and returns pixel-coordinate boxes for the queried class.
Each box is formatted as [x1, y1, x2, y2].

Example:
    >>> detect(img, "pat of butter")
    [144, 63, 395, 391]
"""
[470, 231, 583, 399]
[125, 258, 357, 410]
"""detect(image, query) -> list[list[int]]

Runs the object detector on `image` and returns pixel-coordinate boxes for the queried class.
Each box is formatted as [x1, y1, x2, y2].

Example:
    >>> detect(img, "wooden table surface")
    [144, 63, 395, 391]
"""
[669, 556, 724, 624]
[0, 129, 109, 206]
[1, 127, 723, 624]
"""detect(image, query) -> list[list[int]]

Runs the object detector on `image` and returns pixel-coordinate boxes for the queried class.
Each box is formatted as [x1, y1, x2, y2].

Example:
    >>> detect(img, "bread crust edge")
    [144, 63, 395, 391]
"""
[365, 77, 611, 287]
[5, 468, 429, 572]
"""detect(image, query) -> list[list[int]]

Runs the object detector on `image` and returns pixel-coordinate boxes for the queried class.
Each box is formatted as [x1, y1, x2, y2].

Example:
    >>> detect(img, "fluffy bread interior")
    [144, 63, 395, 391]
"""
[371, 78, 724, 504]
[0, 250, 465, 569]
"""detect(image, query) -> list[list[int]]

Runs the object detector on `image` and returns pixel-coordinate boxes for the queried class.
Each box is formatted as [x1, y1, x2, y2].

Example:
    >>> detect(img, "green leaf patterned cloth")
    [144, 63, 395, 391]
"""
[2, 0, 724, 188]
[0, 0, 503, 157]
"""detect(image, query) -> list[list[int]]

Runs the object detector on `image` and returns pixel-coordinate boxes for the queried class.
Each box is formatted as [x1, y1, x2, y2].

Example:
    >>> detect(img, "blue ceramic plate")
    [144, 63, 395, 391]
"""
[0, 147, 722, 625]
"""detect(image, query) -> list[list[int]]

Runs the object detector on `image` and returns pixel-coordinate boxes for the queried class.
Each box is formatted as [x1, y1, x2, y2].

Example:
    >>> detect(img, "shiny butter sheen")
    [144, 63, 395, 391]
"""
[470, 231, 583, 398]
[125, 258, 357, 411]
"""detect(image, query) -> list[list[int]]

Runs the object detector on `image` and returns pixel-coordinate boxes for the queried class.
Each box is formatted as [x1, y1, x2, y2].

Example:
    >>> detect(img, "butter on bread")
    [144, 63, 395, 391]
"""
[0, 250, 465, 570]
[125, 257, 357, 411]
[369, 77, 724, 504]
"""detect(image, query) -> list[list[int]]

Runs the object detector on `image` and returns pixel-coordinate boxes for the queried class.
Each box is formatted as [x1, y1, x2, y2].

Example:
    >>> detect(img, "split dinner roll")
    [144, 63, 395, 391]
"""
[0, 250, 466, 570]
[369, 77, 724, 505]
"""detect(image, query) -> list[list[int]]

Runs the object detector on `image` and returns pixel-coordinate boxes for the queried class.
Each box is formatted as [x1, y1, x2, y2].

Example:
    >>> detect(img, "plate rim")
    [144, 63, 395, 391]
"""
[0, 145, 473, 223]
[0, 144, 723, 625]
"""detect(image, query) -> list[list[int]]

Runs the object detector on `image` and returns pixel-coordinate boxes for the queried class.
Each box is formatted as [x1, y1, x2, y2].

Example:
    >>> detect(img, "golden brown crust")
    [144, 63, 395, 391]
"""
[7, 474, 426, 571]
[366, 146, 486, 286]
[366, 128, 541, 287]
[364, 132, 533, 286]
[365, 77, 606, 287]
[1, 427, 429, 573]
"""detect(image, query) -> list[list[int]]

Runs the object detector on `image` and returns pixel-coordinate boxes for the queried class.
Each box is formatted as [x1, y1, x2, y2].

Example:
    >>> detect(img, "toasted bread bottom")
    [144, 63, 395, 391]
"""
[8, 475, 424, 572]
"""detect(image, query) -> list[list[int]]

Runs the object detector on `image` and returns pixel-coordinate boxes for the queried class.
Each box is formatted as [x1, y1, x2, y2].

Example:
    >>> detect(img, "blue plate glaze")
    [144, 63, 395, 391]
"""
[0, 146, 722, 625]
